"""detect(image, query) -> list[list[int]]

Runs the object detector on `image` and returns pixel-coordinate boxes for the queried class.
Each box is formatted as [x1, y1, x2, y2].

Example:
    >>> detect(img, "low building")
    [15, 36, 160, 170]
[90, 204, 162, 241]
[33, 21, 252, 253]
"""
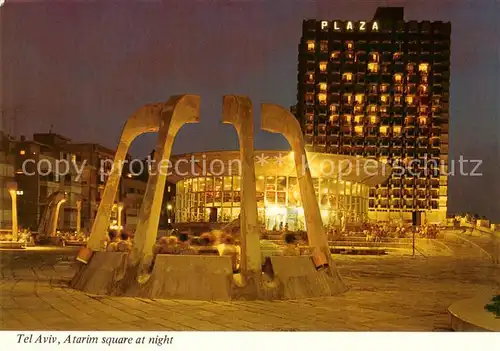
[0, 132, 16, 230]
[168, 150, 390, 230]
[15, 133, 83, 231]
[69, 143, 115, 231]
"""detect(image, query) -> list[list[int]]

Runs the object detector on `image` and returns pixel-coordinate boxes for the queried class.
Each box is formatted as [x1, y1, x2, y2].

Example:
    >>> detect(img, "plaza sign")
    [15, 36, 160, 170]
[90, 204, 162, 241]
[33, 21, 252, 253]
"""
[320, 20, 379, 32]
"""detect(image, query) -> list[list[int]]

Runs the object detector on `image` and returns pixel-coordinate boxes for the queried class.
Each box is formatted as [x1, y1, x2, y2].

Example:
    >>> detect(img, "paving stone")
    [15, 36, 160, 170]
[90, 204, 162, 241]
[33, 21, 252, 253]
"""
[1, 249, 499, 331]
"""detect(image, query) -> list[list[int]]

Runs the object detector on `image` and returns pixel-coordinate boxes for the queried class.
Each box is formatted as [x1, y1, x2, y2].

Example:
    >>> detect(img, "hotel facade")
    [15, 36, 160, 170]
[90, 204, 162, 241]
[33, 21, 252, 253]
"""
[295, 7, 451, 224]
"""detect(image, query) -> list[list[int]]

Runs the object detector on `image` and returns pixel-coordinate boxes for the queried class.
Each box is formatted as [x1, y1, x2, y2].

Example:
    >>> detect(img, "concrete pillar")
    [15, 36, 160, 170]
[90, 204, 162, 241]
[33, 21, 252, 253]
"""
[261, 104, 341, 278]
[51, 198, 66, 236]
[222, 95, 261, 274]
[117, 202, 123, 229]
[86, 102, 192, 251]
[131, 95, 200, 267]
[76, 200, 82, 233]
[7, 183, 18, 241]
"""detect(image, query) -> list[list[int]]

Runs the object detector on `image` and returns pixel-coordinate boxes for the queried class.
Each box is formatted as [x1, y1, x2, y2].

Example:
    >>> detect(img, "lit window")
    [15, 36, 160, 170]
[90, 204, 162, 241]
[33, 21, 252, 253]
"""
[419, 63, 429, 73]
[393, 126, 402, 134]
[343, 114, 352, 123]
[394, 95, 402, 104]
[329, 104, 338, 113]
[317, 93, 327, 105]
[344, 94, 353, 104]
[320, 41, 328, 52]
[354, 115, 363, 123]
[307, 40, 315, 52]
[329, 115, 338, 124]
[380, 94, 389, 104]
[419, 117, 428, 125]
[394, 73, 403, 83]
[20, 150, 26, 155]
[346, 41, 354, 50]
[345, 52, 354, 61]
[355, 94, 364, 104]
[421, 75, 428, 83]
[354, 105, 363, 113]
[318, 82, 327, 91]
[394, 85, 403, 94]
[306, 72, 314, 82]
[342, 72, 353, 82]
[380, 84, 388, 93]
[331, 51, 340, 61]
[407, 63, 414, 72]
[370, 52, 379, 62]
[354, 126, 364, 134]
[369, 85, 378, 94]
[419, 84, 428, 94]
[370, 116, 378, 124]
[380, 126, 388, 135]
[393, 52, 402, 60]
[16, 190, 23, 196]
[406, 95, 415, 105]
[71, 154, 76, 162]
[368, 62, 379, 73]
[368, 105, 377, 113]
[319, 61, 327, 72]
[380, 106, 388, 113]
[419, 106, 428, 113]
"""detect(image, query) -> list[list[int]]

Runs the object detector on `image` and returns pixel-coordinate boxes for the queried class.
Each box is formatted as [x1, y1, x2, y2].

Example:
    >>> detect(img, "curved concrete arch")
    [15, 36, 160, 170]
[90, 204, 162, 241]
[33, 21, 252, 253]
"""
[261, 104, 344, 281]
[222, 95, 261, 276]
[38, 191, 66, 238]
[126, 95, 201, 266]
[87, 95, 201, 251]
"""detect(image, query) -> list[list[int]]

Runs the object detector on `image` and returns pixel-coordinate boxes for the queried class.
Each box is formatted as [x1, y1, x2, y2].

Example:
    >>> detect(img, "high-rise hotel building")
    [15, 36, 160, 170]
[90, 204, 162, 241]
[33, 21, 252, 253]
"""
[296, 7, 450, 224]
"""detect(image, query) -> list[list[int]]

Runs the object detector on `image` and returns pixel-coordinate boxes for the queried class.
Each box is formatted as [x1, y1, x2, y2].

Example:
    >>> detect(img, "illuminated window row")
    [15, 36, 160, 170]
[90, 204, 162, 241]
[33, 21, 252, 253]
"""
[310, 62, 429, 73]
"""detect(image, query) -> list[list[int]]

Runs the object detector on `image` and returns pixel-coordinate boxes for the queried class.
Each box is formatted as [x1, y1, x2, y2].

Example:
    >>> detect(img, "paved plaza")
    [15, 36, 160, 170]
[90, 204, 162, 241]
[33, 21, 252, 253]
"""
[1, 247, 499, 331]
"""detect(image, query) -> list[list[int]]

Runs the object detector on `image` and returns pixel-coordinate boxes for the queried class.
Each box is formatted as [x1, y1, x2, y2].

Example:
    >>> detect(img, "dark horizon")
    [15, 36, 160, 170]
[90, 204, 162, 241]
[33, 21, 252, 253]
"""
[1, 0, 499, 220]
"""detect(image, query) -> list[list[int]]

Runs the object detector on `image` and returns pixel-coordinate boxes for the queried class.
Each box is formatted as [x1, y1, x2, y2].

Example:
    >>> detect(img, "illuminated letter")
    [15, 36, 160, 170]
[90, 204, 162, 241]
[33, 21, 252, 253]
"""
[346, 21, 353, 30]
[333, 21, 340, 31]
[372, 22, 379, 31]
[321, 21, 328, 30]
[359, 21, 366, 31]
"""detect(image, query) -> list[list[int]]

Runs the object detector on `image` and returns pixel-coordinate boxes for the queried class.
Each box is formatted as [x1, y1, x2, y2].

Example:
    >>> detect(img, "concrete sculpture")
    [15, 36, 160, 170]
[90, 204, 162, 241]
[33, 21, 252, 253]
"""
[261, 103, 345, 286]
[73, 95, 347, 300]
[86, 97, 199, 251]
[222, 96, 261, 279]
[37, 191, 66, 238]
[131, 95, 200, 269]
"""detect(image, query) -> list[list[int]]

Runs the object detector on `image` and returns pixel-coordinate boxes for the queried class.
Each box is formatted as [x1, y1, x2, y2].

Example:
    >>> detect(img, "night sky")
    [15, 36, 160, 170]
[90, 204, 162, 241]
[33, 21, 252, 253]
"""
[1, 0, 499, 220]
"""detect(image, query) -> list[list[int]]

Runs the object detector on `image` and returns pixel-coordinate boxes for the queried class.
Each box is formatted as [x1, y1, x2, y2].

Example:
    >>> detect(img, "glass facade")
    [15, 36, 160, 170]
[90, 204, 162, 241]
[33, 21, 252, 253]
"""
[175, 175, 370, 230]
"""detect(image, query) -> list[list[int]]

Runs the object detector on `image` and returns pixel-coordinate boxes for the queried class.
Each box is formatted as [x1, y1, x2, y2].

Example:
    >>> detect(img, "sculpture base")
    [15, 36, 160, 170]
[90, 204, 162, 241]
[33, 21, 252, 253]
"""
[71, 252, 128, 295]
[71, 253, 347, 300]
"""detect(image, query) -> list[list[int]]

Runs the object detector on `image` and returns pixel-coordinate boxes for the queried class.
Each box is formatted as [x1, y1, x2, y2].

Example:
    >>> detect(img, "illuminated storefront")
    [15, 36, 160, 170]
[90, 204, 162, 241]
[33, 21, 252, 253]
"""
[169, 151, 390, 230]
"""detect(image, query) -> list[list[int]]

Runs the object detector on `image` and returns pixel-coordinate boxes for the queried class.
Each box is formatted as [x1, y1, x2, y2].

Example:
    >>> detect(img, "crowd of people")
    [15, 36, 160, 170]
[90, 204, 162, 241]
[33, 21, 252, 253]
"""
[151, 231, 241, 273]
[105, 230, 133, 252]
[102, 227, 311, 273]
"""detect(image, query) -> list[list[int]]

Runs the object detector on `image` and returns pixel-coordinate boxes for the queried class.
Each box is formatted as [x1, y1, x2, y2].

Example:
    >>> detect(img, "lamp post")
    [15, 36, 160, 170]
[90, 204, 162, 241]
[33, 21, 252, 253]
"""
[76, 200, 82, 234]
[7, 182, 18, 241]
